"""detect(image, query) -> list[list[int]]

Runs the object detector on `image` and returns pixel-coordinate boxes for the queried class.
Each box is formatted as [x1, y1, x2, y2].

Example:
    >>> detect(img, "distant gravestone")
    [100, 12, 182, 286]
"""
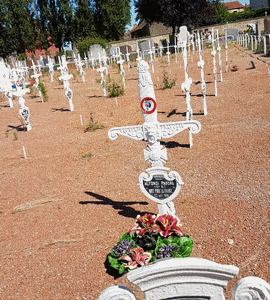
[178, 26, 188, 47]
[89, 44, 104, 62]
[227, 28, 238, 39]
[139, 40, 153, 59]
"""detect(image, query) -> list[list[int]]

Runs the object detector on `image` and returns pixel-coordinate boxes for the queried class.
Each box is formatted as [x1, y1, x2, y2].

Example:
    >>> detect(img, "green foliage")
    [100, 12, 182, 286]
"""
[82, 153, 94, 158]
[135, 0, 213, 35]
[210, 2, 229, 24]
[85, 113, 104, 132]
[107, 214, 194, 275]
[73, 0, 96, 42]
[162, 69, 176, 89]
[209, 4, 270, 25]
[0, 0, 43, 58]
[107, 79, 124, 98]
[18, 53, 27, 61]
[38, 82, 48, 102]
[76, 36, 107, 58]
[13, 132, 18, 140]
[94, 0, 131, 41]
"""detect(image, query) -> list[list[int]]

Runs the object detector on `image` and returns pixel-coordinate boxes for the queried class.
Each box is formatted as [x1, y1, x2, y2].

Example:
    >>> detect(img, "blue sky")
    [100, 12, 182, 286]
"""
[127, 0, 250, 30]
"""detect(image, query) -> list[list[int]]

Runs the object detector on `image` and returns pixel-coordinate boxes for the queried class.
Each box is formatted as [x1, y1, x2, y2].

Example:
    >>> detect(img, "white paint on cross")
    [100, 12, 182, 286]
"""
[216, 29, 223, 82]
[211, 28, 218, 97]
[148, 41, 155, 73]
[197, 33, 207, 116]
[97, 66, 106, 96]
[178, 26, 193, 147]
[58, 55, 74, 111]
[13, 87, 32, 131]
[117, 58, 125, 88]
[47, 56, 55, 82]
[30, 60, 43, 102]
[108, 60, 201, 216]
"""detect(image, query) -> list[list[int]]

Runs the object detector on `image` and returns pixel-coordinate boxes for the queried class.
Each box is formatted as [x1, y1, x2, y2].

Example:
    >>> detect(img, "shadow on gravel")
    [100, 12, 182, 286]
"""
[52, 107, 70, 112]
[166, 109, 185, 118]
[8, 125, 26, 132]
[87, 95, 103, 98]
[160, 140, 189, 148]
[81, 191, 149, 219]
[104, 255, 125, 279]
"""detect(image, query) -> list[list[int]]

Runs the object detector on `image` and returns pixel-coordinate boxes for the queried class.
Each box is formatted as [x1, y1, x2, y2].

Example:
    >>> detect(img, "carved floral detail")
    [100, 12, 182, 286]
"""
[232, 276, 270, 300]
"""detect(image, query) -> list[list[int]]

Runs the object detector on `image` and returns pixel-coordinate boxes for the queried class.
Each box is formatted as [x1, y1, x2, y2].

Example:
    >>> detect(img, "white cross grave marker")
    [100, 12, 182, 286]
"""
[77, 54, 85, 83]
[97, 66, 106, 96]
[30, 60, 43, 102]
[108, 60, 201, 216]
[47, 56, 54, 82]
[211, 28, 218, 97]
[126, 46, 131, 70]
[58, 56, 74, 111]
[225, 29, 228, 73]
[197, 33, 207, 116]
[178, 26, 194, 147]
[13, 87, 32, 131]
[0, 61, 14, 107]
[216, 29, 223, 82]
[166, 41, 170, 65]
[117, 58, 125, 88]
[136, 43, 142, 61]
[148, 40, 155, 73]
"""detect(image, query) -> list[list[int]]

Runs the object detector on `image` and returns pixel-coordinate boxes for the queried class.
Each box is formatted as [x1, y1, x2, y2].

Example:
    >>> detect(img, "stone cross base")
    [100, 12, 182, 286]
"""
[98, 257, 270, 300]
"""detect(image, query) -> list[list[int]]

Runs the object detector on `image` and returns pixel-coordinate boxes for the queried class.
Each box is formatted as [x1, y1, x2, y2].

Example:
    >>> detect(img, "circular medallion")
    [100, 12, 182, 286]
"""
[140, 97, 156, 114]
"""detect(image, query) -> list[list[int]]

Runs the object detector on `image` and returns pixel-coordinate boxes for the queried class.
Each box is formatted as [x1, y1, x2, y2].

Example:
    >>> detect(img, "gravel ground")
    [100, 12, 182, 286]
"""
[0, 43, 269, 299]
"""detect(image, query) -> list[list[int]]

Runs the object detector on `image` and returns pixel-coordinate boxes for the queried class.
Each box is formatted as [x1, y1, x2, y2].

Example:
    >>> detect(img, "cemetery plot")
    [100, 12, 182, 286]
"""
[0, 44, 269, 300]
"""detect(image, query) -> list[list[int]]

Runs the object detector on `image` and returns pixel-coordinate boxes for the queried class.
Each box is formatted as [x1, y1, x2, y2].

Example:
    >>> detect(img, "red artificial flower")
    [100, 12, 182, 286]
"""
[156, 215, 183, 237]
[129, 214, 156, 236]
[121, 248, 152, 270]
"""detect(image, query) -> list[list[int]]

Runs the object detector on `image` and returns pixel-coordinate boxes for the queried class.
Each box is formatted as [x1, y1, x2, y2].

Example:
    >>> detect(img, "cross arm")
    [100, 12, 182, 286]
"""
[160, 120, 201, 139]
[108, 125, 144, 141]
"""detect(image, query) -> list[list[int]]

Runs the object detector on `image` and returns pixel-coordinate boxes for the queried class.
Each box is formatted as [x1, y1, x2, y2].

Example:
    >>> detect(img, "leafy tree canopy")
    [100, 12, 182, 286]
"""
[94, 0, 131, 41]
[134, 0, 214, 35]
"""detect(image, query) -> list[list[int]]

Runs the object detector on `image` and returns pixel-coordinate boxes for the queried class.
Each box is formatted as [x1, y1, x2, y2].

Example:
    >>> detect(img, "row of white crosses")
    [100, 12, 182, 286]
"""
[1, 61, 32, 130]
[238, 33, 270, 56]
[58, 55, 74, 111]
[108, 59, 201, 216]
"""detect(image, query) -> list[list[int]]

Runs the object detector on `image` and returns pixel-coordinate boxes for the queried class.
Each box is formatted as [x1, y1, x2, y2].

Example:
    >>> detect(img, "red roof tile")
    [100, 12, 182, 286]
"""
[224, 1, 244, 10]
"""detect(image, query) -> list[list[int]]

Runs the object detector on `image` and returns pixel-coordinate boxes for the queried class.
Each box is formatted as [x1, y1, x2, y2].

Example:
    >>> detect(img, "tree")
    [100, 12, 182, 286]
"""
[34, 0, 74, 51]
[73, 0, 96, 41]
[134, 0, 213, 36]
[94, 0, 131, 41]
[210, 1, 229, 24]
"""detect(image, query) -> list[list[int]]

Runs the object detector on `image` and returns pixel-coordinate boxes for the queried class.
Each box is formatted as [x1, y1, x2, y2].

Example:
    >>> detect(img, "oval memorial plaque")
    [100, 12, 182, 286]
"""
[138, 167, 183, 204]
[143, 174, 177, 200]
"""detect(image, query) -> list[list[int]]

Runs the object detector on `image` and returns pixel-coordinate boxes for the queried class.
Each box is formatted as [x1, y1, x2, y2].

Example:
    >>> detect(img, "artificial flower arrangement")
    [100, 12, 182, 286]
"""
[108, 214, 193, 274]
[231, 65, 238, 72]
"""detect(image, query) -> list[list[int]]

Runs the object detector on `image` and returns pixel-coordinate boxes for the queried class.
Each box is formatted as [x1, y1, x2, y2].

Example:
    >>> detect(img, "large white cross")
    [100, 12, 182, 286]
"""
[108, 60, 201, 216]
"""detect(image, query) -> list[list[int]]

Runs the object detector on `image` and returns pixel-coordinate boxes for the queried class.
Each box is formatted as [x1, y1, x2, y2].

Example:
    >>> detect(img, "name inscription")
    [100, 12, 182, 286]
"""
[143, 175, 177, 200]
